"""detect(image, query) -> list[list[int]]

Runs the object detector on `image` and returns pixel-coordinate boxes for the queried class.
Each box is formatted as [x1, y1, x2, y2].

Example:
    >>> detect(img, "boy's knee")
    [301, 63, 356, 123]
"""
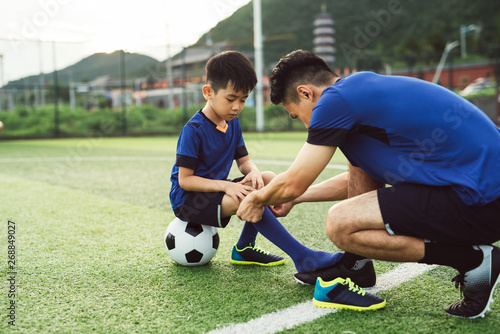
[220, 194, 239, 217]
[262, 171, 276, 184]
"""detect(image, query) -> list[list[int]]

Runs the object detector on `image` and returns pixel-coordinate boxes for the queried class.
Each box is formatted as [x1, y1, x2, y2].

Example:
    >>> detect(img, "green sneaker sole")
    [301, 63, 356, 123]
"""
[230, 258, 285, 266]
[312, 297, 386, 311]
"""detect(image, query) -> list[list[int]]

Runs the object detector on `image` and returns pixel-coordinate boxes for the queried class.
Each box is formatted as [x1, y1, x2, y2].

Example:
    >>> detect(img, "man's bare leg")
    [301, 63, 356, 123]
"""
[326, 190, 425, 262]
[347, 164, 384, 197]
[334, 164, 418, 268]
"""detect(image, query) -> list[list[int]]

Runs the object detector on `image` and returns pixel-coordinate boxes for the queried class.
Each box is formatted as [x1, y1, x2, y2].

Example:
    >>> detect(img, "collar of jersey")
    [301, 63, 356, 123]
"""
[199, 110, 229, 133]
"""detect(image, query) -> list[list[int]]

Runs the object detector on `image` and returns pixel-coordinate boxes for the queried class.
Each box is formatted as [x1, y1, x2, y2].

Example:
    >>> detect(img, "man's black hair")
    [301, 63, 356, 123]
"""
[270, 50, 338, 104]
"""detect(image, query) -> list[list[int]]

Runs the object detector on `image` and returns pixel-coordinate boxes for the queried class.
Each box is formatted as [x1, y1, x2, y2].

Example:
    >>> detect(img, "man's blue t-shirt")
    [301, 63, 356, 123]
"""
[170, 110, 248, 211]
[307, 72, 500, 206]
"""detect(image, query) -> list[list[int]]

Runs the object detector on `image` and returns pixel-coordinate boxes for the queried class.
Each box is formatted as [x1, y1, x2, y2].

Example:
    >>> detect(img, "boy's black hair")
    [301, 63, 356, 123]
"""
[270, 50, 338, 104]
[205, 51, 257, 94]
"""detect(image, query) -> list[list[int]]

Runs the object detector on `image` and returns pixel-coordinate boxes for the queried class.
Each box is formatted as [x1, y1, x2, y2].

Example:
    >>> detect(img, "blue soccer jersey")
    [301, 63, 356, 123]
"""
[170, 110, 248, 211]
[307, 72, 500, 206]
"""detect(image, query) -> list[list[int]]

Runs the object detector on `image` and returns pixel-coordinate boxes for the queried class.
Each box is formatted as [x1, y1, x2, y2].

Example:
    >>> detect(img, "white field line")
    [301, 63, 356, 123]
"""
[0, 156, 348, 170]
[207, 263, 437, 334]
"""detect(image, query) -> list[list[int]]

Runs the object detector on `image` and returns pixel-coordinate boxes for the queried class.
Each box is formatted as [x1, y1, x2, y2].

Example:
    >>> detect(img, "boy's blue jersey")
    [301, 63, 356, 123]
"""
[170, 110, 248, 211]
[307, 72, 500, 206]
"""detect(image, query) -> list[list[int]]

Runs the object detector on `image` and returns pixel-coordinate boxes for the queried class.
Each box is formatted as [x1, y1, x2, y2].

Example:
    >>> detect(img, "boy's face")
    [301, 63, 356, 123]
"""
[203, 82, 249, 122]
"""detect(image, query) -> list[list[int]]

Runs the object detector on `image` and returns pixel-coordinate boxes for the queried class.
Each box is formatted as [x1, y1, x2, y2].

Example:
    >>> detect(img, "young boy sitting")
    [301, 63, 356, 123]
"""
[169, 50, 343, 276]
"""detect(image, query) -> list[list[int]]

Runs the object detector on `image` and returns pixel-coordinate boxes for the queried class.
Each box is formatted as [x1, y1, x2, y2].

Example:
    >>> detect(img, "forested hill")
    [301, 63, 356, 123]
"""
[196, 0, 500, 69]
[6, 51, 158, 88]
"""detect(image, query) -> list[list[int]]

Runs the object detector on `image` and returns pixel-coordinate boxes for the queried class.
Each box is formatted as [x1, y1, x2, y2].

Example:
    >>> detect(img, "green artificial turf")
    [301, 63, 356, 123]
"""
[1, 134, 499, 333]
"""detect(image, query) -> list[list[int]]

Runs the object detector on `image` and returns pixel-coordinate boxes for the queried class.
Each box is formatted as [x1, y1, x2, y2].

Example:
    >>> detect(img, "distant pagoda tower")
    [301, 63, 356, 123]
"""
[313, 4, 335, 68]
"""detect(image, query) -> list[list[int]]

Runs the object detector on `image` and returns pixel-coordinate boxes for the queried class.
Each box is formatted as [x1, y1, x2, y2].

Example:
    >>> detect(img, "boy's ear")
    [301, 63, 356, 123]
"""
[202, 84, 214, 100]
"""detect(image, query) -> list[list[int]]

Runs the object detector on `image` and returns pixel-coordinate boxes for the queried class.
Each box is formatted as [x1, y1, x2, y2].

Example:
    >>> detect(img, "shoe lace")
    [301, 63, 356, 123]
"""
[452, 274, 465, 299]
[251, 244, 270, 255]
[342, 277, 366, 296]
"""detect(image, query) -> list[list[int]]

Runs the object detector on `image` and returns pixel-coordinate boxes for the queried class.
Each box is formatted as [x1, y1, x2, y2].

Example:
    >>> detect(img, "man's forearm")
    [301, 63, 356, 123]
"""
[292, 172, 348, 205]
[237, 143, 338, 222]
[252, 171, 303, 206]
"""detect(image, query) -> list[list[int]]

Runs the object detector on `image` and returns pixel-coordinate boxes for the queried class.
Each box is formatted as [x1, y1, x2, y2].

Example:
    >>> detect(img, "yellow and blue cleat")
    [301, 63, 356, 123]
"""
[313, 277, 386, 311]
[230, 242, 285, 266]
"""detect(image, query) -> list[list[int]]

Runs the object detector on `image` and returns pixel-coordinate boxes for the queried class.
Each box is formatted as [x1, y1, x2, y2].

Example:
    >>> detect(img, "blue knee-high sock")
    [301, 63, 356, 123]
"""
[252, 207, 343, 273]
[236, 221, 259, 249]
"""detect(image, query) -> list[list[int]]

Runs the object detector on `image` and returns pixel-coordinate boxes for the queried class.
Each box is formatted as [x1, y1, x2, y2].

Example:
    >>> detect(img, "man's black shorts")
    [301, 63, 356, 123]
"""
[173, 176, 245, 228]
[378, 183, 500, 245]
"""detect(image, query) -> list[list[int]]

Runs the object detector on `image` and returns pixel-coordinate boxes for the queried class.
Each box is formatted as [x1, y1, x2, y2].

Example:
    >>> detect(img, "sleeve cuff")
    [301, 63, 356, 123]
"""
[235, 145, 249, 160]
[175, 154, 198, 169]
[307, 127, 349, 147]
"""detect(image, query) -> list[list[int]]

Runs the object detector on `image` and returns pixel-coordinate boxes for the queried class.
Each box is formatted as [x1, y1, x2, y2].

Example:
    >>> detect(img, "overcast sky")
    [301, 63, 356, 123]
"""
[0, 0, 251, 84]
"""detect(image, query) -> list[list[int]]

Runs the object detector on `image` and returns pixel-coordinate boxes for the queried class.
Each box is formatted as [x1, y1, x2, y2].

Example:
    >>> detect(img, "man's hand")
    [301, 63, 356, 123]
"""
[269, 201, 295, 217]
[237, 191, 265, 222]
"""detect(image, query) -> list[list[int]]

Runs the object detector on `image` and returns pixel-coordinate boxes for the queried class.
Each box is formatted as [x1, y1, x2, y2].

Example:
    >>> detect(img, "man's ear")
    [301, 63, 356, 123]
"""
[297, 85, 313, 101]
[202, 84, 213, 100]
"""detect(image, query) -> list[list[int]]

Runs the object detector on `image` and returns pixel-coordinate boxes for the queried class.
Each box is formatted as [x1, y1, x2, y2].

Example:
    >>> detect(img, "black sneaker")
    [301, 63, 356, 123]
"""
[294, 258, 376, 288]
[313, 277, 386, 311]
[230, 243, 285, 266]
[445, 245, 500, 319]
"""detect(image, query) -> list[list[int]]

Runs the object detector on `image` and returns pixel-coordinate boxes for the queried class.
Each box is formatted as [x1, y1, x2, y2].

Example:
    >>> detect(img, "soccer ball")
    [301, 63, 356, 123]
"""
[164, 218, 219, 266]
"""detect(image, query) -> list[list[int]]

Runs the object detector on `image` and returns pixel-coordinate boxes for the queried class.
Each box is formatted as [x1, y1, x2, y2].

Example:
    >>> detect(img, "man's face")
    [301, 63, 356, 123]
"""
[282, 99, 314, 129]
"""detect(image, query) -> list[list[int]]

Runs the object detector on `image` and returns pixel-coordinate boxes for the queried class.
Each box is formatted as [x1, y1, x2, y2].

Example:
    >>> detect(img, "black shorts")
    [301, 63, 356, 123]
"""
[378, 183, 500, 245]
[173, 176, 245, 228]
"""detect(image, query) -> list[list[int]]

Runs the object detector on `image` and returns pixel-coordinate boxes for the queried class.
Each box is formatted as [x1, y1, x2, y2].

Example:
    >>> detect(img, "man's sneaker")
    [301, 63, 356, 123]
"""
[445, 245, 500, 319]
[294, 258, 376, 288]
[230, 243, 285, 266]
[313, 277, 386, 311]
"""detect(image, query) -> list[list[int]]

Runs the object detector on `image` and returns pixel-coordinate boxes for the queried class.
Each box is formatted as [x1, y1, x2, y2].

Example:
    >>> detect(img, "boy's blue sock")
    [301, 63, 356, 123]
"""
[236, 221, 259, 249]
[252, 207, 343, 273]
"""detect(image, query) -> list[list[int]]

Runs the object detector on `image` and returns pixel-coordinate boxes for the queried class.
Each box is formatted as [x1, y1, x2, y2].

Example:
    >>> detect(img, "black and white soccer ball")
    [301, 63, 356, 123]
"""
[164, 218, 219, 266]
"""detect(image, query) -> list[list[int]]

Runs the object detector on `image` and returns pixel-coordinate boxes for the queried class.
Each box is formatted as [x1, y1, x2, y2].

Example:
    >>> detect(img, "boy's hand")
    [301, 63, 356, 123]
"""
[238, 170, 264, 190]
[226, 182, 255, 204]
